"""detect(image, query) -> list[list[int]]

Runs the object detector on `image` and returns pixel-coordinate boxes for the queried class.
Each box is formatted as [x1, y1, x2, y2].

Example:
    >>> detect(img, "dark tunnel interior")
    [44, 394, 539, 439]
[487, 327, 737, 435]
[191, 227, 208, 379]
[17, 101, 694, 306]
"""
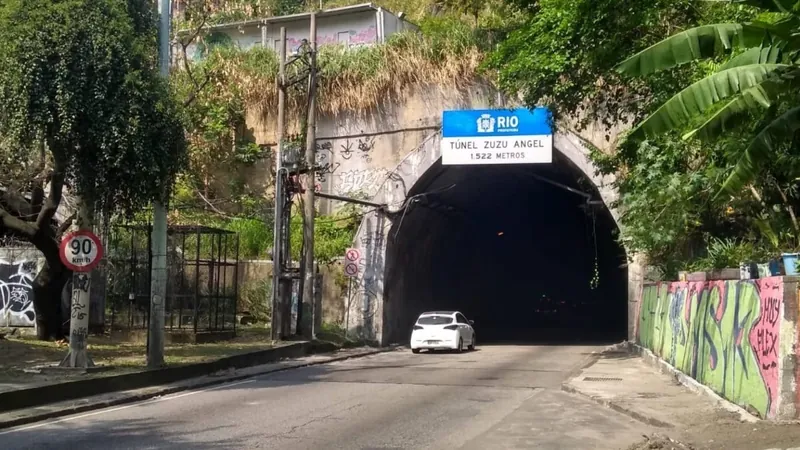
[383, 151, 628, 345]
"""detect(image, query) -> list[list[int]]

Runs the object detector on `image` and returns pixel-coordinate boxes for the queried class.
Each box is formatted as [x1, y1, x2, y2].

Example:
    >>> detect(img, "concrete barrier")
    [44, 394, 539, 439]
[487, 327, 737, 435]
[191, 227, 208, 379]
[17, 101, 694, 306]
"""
[632, 276, 799, 420]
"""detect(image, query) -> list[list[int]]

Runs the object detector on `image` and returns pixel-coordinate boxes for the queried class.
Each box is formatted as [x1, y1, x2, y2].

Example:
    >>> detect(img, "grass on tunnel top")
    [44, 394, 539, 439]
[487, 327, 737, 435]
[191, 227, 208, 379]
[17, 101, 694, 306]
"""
[0, 326, 276, 391]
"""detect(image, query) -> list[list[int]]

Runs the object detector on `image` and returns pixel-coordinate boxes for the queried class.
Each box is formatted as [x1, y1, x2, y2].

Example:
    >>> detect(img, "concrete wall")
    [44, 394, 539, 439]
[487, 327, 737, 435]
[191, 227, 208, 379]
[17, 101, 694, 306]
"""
[237, 259, 346, 326]
[0, 247, 39, 327]
[635, 277, 799, 420]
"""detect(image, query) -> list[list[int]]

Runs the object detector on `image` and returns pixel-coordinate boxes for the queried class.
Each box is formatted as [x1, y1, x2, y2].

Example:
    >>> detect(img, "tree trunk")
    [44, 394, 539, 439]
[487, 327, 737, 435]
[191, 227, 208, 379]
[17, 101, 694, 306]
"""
[32, 260, 71, 340]
[29, 223, 71, 341]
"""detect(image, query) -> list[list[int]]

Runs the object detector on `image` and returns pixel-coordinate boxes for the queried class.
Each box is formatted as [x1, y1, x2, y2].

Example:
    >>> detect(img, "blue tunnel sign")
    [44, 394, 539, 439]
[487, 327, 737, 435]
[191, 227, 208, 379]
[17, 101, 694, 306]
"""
[441, 107, 553, 165]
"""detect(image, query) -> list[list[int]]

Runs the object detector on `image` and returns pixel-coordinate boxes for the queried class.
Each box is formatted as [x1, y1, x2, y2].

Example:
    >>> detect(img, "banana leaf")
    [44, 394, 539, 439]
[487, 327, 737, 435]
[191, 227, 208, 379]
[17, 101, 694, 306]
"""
[720, 105, 800, 195]
[628, 63, 790, 140]
[616, 24, 744, 76]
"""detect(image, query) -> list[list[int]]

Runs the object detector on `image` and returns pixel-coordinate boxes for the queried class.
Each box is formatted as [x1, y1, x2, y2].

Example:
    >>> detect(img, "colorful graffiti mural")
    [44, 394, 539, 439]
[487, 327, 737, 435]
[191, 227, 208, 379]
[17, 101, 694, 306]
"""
[637, 278, 783, 419]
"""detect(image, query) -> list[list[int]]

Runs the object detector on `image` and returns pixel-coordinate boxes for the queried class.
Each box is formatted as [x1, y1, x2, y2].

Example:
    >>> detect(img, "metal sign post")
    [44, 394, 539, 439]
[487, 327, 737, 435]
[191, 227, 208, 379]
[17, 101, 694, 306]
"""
[343, 248, 360, 338]
[344, 248, 360, 278]
[58, 230, 104, 368]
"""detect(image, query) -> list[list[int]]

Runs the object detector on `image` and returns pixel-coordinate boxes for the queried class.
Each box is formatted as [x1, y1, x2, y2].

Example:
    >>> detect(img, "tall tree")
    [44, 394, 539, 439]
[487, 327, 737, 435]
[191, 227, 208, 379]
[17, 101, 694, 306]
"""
[615, 1, 800, 196]
[0, 0, 187, 340]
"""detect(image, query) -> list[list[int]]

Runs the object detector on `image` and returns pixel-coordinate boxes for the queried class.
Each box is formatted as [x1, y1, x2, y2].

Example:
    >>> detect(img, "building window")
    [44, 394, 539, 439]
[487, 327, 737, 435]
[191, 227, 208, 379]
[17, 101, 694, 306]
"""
[337, 31, 351, 46]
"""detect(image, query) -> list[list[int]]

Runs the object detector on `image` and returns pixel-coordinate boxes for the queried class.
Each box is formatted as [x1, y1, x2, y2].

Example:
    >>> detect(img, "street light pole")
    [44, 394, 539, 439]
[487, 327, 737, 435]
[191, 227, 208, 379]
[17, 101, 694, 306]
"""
[148, 0, 171, 369]
[271, 27, 288, 341]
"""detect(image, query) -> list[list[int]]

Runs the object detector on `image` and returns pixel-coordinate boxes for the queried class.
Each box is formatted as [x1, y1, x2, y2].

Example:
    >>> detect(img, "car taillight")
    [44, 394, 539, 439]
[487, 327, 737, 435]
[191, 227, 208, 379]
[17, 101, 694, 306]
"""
[444, 325, 458, 330]
[413, 325, 423, 330]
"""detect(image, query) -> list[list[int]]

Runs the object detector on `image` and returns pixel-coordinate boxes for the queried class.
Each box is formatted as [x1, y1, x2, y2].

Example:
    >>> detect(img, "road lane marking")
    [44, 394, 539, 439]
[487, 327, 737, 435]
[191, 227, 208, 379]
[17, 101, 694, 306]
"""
[0, 378, 256, 435]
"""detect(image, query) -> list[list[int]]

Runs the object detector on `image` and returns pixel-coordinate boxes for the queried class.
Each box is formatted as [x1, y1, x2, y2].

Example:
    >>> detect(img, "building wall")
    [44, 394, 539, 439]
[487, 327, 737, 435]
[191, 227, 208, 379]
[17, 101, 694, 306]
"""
[264, 11, 379, 53]
[185, 9, 414, 59]
[635, 278, 800, 420]
[236, 259, 346, 326]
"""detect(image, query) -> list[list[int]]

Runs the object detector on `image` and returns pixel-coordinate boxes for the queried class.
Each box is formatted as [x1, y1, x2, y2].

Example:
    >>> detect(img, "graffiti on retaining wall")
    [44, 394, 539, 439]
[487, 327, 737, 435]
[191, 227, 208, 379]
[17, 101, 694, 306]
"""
[0, 259, 37, 326]
[637, 279, 783, 418]
[335, 168, 388, 196]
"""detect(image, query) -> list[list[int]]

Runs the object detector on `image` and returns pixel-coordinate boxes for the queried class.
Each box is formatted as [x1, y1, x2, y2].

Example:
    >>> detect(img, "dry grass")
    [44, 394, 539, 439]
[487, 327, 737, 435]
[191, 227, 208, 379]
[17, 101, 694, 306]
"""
[0, 327, 275, 390]
[183, 25, 487, 122]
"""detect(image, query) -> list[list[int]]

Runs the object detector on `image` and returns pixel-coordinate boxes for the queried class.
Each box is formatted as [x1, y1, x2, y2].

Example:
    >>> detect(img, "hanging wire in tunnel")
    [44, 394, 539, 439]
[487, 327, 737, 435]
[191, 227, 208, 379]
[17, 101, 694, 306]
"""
[589, 209, 600, 290]
[392, 183, 457, 239]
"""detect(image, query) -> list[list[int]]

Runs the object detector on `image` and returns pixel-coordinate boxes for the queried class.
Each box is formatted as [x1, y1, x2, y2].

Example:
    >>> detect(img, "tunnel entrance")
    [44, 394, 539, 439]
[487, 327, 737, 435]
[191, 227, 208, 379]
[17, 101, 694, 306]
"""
[383, 151, 627, 345]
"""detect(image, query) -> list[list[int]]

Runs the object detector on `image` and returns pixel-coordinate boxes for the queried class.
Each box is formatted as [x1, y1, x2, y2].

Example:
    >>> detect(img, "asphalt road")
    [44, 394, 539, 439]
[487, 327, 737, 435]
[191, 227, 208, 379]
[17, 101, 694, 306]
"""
[1, 345, 651, 450]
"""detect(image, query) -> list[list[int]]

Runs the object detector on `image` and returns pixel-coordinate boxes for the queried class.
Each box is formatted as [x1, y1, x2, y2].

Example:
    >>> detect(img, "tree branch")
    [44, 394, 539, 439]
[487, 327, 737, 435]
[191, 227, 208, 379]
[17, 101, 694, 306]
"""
[179, 9, 211, 108]
[0, 204, 37, 238]
[30, 141, 48, 216]
[195, 188, 232, 218]
[56, 212, 76, 238]
[0, 187, 35, 219]
[36, 146, 65, 230]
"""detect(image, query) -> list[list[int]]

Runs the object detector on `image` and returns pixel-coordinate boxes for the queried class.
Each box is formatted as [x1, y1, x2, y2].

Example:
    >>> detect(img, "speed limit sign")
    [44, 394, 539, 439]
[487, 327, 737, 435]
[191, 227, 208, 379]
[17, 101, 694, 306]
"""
[59, 230, 104, 272]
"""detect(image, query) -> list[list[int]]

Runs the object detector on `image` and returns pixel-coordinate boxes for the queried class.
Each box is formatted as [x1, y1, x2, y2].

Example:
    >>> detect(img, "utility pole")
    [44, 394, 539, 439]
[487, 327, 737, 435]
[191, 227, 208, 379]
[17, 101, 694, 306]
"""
[271, 27, 287, 341]
[148, 0, 170, 368]
[300, 13, 317, 339]
[59, 201, 95, 369]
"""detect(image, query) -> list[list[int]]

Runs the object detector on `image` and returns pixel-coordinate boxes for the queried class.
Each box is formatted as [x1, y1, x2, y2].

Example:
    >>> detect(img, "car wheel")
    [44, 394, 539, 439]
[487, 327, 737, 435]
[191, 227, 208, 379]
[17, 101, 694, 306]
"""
[468, 335, 476, 351]
[457, 338, 463, 353]
[412, 348, 421, 354]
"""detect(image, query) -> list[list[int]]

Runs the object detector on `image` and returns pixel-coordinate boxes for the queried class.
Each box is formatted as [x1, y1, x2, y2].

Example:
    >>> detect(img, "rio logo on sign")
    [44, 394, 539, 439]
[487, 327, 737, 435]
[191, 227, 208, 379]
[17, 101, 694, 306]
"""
[442, 108, 553, 165]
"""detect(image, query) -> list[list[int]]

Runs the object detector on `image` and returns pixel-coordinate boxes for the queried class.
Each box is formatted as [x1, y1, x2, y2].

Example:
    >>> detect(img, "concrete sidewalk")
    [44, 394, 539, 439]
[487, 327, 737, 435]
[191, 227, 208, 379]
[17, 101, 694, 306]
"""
[565, 348, 800, 450]
[563, 350, 724, 429]
[0, 345, 401, 430]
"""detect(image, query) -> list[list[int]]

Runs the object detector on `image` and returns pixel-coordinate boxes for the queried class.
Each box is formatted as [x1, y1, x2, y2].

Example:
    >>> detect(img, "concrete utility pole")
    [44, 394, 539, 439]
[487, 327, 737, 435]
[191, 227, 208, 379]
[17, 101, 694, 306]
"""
[60, 201, 94, 368]
[300, 13, 318, 339]
[271, 27, 288, 341]
[148, 0, 171, 369]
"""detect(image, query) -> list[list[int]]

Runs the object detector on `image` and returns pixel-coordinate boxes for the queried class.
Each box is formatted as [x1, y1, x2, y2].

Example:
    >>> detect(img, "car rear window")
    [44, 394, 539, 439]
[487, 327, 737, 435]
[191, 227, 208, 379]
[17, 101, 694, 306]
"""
[417, 316, 453, 325]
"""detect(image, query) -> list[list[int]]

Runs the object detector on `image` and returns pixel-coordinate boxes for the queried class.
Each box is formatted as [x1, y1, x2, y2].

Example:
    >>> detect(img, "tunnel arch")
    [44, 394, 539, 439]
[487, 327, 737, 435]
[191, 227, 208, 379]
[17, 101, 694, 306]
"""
[347, 131, 630, 346]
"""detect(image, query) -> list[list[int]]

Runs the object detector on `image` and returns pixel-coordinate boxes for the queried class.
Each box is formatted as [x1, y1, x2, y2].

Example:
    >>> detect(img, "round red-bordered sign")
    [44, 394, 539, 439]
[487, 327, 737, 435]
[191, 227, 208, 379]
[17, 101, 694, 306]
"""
[344, 262, 359, 277]
[59, 230, 104, 272]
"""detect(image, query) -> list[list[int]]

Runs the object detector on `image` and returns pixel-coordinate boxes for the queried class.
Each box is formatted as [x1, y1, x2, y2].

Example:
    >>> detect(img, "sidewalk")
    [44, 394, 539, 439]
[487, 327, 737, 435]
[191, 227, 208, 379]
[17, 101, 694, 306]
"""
[564, 348, 800, 450]
[0, 345, 400, 430]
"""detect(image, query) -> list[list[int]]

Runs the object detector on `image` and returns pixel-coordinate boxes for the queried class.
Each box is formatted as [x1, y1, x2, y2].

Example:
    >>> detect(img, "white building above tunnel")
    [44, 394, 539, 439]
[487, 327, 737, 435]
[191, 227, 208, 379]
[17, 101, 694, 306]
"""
[178, 3, 417, 60]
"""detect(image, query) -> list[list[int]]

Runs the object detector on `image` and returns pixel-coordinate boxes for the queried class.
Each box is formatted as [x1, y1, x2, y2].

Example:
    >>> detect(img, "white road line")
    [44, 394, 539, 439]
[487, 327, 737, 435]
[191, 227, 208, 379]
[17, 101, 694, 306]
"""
[0, 378, 256, 436]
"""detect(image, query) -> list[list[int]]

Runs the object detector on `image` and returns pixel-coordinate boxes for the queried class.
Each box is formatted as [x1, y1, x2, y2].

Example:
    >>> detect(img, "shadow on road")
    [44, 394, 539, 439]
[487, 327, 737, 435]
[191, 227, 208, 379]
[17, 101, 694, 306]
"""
[10, 417, 247, 449]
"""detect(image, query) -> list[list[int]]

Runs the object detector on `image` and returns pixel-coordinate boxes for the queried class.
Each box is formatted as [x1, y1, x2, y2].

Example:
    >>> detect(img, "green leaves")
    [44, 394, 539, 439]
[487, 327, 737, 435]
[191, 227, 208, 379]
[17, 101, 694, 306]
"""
[616, 24, 744, 76]
[682, 80, 778, 140]
[629, 63, 790, 140]
[0, 0, 187, 214]
[720, 106, 800, 194]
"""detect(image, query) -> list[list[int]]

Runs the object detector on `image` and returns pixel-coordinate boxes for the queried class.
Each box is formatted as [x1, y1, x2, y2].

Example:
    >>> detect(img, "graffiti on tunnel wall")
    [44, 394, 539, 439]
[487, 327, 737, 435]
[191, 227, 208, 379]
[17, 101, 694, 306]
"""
[637, 279, 783, 419]
[0, 259, 37, 326]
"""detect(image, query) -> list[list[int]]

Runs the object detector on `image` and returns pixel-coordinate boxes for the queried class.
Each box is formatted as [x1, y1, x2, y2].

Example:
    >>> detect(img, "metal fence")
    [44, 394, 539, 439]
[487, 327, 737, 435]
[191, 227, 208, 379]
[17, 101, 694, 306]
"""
[105, 224, 240, 334]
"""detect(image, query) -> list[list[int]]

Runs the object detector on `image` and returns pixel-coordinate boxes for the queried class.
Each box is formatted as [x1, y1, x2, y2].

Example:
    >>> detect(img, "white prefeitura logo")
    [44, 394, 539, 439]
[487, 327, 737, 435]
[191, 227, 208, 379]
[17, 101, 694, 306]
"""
[476, 114, 495, 133]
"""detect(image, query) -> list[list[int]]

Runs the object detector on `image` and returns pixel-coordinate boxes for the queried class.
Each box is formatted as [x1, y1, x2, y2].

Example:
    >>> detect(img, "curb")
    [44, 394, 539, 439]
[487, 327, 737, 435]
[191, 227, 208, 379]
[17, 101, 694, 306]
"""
[630, 343, 760, 424]
[0, 344, 401, 430]
[561, 383, 674, 428]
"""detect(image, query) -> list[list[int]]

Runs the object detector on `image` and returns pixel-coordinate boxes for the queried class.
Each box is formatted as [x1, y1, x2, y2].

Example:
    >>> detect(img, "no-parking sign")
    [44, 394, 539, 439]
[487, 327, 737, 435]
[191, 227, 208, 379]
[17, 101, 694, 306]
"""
[59, 230, 104, 272]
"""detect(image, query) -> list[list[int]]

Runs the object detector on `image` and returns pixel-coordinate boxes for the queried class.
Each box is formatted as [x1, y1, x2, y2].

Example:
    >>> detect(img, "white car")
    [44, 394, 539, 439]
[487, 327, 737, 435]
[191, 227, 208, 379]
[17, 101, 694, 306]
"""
[410, 311, 476, 353]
